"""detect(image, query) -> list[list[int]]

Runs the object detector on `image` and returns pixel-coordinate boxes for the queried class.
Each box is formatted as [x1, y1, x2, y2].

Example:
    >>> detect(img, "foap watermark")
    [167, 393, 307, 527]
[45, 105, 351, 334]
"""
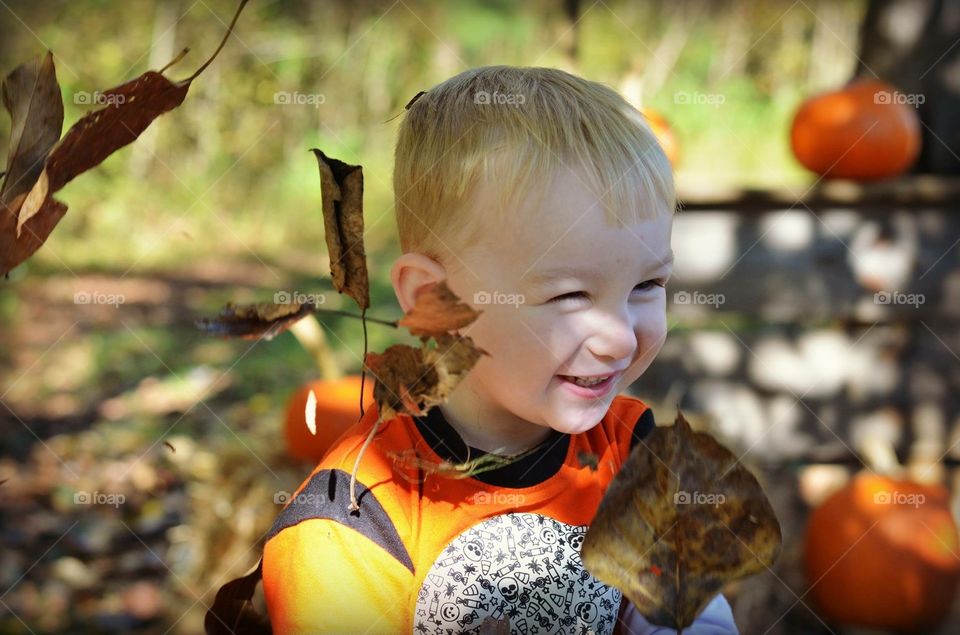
[874, 490, 925, 508]
[74, 291, 125, 307]
[74, 90, 126, 107]
[274, 290, 326, 305]
[473, 290, 525, 308]
[471, 491, 527, 506]
[473, 90, 526, 106]
[74, 490, 125, 508]
[274, 490, 326, 505]
[673, 290, 725, 308]
[674, 490, 726, 506]
[874, 291, 924, 308]
[674, 91, 725, 107]
[274, 91, 326, 107]
[874, 90, 925, 107]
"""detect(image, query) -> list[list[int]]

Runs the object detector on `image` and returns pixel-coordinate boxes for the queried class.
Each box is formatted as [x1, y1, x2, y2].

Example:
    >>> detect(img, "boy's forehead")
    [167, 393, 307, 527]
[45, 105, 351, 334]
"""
[489, 214, 673, 284]
[466, 163, 672, 272]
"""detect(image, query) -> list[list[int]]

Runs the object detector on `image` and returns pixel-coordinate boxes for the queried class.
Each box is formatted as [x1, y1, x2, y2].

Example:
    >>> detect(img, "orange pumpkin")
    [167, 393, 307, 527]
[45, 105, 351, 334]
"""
[790, 79, 921, 180]
[804, 472, 960, 631]
[641, 108, 680, 167]
[283, 374, 374, 463]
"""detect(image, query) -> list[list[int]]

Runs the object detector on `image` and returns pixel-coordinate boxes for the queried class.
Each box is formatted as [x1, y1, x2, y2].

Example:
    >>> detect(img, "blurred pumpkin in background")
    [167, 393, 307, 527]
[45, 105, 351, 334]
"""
[803, 438, 960, 632]
[790, 79, 921, 180]
[284, 374, 374, 463]
[641, 107, 680, 168]
[282, 315, 374, 463]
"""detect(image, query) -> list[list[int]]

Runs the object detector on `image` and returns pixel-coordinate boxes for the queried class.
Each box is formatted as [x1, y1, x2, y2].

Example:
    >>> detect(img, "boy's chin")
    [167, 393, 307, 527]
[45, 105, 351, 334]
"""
[545, 400, 611, 435]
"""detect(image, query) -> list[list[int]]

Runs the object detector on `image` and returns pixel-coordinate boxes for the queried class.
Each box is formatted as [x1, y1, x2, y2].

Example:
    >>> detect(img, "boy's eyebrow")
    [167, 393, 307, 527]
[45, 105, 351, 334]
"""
[526, 252, 674, 284]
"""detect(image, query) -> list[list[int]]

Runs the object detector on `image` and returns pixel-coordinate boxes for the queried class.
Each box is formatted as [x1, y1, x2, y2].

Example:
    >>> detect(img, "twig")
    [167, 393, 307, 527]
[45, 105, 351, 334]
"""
[314, 306, 397, 328]
[349, 414, 382, 511]
[185, 0, 249, 82]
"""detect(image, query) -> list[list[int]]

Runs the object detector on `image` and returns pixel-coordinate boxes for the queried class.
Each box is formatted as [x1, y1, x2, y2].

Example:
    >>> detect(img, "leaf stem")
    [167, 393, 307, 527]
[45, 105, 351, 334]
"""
[313, 306, 397, 328]
[349, 415, 382, 511]
[185, 0, 249, 82]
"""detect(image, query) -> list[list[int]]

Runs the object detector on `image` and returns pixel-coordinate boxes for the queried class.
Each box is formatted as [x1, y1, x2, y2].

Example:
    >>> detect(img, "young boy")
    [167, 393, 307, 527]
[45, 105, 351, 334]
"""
[262, 66, 738, 634]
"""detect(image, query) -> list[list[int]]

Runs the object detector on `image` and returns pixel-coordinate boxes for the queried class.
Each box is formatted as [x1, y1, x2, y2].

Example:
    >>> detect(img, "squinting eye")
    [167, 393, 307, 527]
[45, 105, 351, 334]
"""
[548, 280, 665, 304]
[547, 291, 585, 303]
[633, 280, 666, 293]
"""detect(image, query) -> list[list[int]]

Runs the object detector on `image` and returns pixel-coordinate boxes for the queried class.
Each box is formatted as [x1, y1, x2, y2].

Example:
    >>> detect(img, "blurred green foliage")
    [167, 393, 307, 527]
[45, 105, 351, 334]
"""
[0, 0, 869, 418]
[0, 0, 865, 272]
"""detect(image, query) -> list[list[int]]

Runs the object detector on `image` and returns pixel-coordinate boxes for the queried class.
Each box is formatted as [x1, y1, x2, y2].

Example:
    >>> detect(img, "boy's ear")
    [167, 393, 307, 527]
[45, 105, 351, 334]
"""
[390, 252, 448, 313]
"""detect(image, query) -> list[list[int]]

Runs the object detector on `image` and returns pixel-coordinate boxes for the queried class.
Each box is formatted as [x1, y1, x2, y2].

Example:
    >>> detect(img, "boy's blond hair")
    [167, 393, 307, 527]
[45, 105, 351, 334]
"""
[393, 65, 675, 263]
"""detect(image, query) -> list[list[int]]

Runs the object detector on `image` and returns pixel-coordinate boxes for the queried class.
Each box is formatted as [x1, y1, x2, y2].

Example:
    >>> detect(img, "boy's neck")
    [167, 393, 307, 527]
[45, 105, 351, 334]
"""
[438, 392, 554, 456]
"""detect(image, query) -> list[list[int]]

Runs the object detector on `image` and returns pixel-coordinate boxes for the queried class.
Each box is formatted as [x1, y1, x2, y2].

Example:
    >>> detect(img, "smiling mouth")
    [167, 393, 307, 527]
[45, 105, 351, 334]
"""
[557, 371, 620, 388]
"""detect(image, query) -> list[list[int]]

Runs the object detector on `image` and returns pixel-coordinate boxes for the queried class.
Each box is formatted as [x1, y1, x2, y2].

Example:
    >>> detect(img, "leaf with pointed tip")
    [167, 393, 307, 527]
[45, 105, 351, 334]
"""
[313, 149, 369, 311]
[397, 280, 482, 337]
[195, 302, 315, 341]
[0, 50, 63, 207]
[581, 412, 781, 630]
[0, 0, 248, 276]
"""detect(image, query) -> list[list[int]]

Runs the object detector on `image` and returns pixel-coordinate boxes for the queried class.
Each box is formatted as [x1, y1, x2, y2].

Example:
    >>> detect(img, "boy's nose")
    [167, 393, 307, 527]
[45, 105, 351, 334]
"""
[586, 309, 638, 361]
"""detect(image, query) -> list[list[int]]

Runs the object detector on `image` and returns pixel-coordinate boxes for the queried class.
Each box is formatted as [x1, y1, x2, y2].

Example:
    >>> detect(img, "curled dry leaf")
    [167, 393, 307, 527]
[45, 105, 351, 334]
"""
[581, 412, 781, 630]
[313, 149, 369, 311]
[0, 51, 65, 275]
[0, 50, 63, 207]
[0, 0, 248, 276]
[364, 334, 488, 421]
[204, 558, 271, 635]
[194, 302, 315, 341]
[397, 280, 482, 338]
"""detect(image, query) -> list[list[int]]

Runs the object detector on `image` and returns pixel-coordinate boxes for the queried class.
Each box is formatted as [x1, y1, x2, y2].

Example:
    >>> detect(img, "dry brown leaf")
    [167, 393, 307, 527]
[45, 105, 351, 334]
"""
[397, 280, 482, 337]
[0, 0, 247, 276]
[17, 168, 49, 235]
[364, 334, 487, 421]
[0, 50, 63, 207]
[427, 331, 487, 394]
[364, 344, 436, 421]
[313, 149, 369, 311]
[194, 302, 315, 341]
[204, 558, 271, 635]
[46, 70, 191, 194]
[581, 412, 781, 630]
[0, 191, 67, 276]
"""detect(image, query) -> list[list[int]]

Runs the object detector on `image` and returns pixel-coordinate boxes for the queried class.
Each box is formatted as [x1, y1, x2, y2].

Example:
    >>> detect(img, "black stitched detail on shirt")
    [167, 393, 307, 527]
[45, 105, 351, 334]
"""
[265, 468, 414, 573]
[412, 407, 570, 489]
[629, 408, 656, 453]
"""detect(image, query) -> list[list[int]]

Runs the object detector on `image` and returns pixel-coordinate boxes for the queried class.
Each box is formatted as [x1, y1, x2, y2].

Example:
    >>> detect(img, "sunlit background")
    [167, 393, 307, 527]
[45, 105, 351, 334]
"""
[2, 0, 960, 633]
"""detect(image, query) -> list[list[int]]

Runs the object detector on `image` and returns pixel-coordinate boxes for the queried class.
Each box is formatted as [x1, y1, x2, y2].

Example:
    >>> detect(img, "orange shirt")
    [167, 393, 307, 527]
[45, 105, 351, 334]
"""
[262, 394, 655, 634]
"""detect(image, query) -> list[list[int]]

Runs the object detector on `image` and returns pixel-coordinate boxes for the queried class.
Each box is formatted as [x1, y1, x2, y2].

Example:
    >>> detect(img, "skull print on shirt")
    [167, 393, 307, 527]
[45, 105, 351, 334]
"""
[414, 512, 621, 634]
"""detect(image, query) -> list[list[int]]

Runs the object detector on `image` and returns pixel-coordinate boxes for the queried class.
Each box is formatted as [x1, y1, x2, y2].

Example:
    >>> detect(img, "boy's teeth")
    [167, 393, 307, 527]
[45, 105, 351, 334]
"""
[570, 375, 606, 387]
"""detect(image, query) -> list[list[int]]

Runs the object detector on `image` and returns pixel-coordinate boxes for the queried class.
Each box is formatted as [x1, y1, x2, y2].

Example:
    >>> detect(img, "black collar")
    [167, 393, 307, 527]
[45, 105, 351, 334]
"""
[412, 406, 571, 488]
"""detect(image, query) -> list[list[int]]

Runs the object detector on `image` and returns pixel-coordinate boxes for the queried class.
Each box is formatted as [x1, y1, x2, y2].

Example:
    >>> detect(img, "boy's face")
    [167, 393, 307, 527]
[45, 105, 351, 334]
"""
[393, 163, 673, 443]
